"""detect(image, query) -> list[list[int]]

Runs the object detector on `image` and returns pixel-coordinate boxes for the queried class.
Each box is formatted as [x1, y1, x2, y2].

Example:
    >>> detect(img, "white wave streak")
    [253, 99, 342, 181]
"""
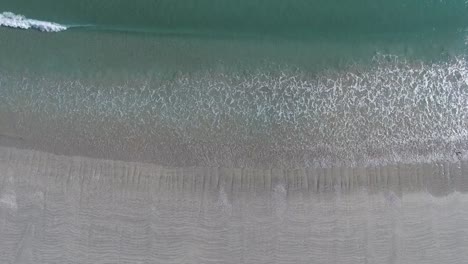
[0, 12, 67, 32]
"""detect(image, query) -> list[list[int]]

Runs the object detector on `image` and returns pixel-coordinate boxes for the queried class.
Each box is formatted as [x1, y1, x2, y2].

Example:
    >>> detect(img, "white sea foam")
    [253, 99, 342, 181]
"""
[0, 12, 67, 32]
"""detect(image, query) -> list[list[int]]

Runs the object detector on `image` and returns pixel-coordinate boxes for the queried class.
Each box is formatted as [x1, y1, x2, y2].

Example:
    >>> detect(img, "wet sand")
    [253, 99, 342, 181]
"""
[1, 146, 468, 264]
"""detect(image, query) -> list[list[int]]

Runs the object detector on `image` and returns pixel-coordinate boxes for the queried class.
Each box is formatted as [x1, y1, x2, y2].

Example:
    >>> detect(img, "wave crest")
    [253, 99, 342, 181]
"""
[0, 12, 66, 32]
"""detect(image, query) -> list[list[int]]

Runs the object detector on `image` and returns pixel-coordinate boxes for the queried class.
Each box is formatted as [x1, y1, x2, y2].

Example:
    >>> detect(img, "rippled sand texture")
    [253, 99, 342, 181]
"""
[0, 146, 467, 264]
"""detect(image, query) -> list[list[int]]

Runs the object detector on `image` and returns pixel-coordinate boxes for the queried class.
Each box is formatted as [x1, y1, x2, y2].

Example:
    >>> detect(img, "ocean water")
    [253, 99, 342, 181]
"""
[1, 1, 468, 263]
[1, 0, 468, 34]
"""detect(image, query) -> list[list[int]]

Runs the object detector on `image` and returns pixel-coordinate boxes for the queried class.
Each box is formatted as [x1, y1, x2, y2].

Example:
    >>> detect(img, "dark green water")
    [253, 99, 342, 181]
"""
[2, 0, 468, 35]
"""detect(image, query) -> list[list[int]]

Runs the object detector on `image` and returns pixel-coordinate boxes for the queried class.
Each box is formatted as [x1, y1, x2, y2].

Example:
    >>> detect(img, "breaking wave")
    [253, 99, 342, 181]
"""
[0, 12, 67, 32]
[2, 0, 468, 35]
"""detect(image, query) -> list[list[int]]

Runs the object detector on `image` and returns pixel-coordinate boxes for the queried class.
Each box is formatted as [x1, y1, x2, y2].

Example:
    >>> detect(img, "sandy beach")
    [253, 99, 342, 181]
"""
[0, 146, 467, 263]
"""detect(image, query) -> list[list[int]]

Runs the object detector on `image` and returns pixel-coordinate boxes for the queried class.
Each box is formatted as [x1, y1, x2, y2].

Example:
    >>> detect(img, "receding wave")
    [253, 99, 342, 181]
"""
[0, 11, 67, 32]
[2, 54, 468, 167]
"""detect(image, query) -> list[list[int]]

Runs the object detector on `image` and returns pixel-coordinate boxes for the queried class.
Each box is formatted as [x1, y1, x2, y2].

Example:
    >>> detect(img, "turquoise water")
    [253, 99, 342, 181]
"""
[1, 2, 468, 167]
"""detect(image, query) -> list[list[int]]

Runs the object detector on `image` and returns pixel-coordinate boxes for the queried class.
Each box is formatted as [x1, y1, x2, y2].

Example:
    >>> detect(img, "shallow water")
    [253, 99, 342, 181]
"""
[1, 28, 468, 167]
